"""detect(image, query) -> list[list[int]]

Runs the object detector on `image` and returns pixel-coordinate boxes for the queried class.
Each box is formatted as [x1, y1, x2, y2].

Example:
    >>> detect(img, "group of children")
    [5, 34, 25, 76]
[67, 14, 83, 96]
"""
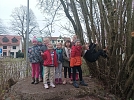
[28, 35, 108, 89]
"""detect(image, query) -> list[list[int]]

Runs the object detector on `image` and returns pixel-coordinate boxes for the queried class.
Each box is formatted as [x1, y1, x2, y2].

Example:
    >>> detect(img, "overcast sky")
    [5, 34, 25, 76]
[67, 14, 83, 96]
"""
[0, 0, 69, 37]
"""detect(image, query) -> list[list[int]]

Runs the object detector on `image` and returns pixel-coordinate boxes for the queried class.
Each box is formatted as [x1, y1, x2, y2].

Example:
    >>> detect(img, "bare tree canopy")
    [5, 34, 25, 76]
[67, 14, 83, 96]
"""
[0, 19, 7, 34]
[10, 5, 39, 38]
[37, 0, 76, 39]
[10, 5, 39, 58]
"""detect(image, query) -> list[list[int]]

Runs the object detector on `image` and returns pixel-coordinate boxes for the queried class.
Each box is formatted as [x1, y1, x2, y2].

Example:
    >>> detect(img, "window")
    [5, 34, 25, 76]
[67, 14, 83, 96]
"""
[57, 40, 60, 42]
[10, 52, 14, 56]
[3, 52, 7, 56]
[12, 37, 18, 43]
[2, 37, 9, 42]
[3, 46, 7, 49]
[13, 46, 16, 49]
[61, 40, 63, 43]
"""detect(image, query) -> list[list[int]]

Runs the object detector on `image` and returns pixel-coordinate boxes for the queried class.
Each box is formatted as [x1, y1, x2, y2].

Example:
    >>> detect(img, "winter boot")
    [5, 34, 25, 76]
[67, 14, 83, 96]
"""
[55, 78, 59, 85]
[73, 81, 79, 88]
[59, 78, 62, 84]
[76, 73, 79, 81]
[31, 77, 35, 84]
[34, 78, 39, 84]
[80, 80, 88, 86]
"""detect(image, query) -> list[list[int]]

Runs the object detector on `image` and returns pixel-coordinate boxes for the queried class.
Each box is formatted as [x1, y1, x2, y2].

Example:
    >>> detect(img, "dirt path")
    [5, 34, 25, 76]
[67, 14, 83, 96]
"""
[3, 77, 116, 100]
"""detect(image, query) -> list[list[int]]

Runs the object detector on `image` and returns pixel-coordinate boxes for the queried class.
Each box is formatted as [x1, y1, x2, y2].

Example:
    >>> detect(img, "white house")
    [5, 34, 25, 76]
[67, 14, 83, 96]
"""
[0, 35, 22, 58]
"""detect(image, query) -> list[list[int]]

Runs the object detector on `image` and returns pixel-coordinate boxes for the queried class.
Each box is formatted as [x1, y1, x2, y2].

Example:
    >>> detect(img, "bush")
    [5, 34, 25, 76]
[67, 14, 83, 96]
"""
[16, 50, 24, 58]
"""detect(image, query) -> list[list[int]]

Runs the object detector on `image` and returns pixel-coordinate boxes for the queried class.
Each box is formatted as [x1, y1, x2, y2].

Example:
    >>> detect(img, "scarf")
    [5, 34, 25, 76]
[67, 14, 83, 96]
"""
[65, 47, 71, 58]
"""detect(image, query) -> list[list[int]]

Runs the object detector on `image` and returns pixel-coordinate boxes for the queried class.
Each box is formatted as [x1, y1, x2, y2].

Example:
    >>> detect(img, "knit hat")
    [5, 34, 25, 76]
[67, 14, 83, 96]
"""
[74, 39, 80, 44]
[32, 36, 38, 43]
[37, 37, 42, 43]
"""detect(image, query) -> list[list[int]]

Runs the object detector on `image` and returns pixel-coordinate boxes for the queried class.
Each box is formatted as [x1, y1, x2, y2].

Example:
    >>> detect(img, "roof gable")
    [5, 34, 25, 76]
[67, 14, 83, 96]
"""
[2, 37, 9, 42]
[12, 37, 18, 43]
[0, 35, 21, 46]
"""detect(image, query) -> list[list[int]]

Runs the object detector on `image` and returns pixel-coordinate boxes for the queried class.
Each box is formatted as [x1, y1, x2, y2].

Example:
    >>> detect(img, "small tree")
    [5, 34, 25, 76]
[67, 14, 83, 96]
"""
[10, 5, 39, 58]
[16, 50, 24, 58]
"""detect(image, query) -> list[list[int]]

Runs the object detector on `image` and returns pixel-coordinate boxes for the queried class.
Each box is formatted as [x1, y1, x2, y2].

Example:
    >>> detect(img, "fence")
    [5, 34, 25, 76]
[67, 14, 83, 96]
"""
[0, 58, 31, 96]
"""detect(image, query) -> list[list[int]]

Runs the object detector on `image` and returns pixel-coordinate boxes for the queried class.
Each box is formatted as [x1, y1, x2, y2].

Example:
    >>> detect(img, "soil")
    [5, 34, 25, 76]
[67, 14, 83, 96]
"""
[3, 77, 116, 100]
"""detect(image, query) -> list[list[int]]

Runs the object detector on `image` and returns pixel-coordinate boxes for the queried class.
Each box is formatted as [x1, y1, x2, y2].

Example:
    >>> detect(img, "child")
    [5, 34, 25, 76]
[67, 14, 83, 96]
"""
[71, 35, 79, 81]
[41, 43, 58, 89]
[62, 40, 72, 84]
[41, 38, 51, 84]
[37, 37, 43, 82]
[40, 38, 50, 52]
[70, 39, 88, 88]
[28, 36, 42, 84]
[55, 42, 63, 84]
[71, 35, 77, 45]
[83, 43, 107, 62]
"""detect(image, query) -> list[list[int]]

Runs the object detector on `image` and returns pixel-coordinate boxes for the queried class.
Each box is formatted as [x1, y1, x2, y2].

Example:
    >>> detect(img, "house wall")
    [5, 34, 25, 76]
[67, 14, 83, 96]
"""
[0, 37, 22, 58]
[0, 45, 21, 58]
[19, 39, 22, 52]
[51, 38, 65, 45]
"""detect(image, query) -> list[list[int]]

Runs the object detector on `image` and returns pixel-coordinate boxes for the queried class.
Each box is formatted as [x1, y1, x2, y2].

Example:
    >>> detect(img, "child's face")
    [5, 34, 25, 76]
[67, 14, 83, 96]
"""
[75, 41, 81, 46]
[33, 41, 37, 45]
[38, 42, 42, 45]
[47, 44, 53, 50]
[44, 39, 49, 45]
[66, 42, 70, 47]
[56, 43, 62, 49]
[85, 44, 89, 50]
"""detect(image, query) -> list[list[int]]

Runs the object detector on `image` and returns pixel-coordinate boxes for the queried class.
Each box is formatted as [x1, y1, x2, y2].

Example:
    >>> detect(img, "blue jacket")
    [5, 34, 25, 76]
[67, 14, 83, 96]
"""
[55, 48, 63, 62]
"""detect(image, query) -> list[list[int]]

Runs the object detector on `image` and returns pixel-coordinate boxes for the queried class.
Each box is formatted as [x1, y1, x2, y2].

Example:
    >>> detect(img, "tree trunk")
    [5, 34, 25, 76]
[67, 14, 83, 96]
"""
[70, 0, 84, 44]
[79, 0, 92, 43]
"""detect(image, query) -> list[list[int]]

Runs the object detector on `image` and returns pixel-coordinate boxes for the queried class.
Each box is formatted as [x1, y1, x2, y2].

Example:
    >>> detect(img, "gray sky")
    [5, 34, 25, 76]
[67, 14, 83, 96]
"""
[0, 0, 68, 37]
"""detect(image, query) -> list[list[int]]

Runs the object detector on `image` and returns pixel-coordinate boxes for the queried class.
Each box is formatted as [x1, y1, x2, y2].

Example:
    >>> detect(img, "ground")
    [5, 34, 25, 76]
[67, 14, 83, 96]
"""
[3, 77, 117, 100]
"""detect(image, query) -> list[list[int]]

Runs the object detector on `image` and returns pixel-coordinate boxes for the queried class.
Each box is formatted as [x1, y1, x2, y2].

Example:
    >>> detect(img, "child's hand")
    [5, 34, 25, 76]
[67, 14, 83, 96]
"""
[41, 51, 44, 55]
[29, 49, 32, 52]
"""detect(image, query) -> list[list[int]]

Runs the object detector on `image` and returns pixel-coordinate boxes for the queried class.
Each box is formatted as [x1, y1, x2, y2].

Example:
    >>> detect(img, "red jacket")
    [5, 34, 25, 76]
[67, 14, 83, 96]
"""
[70, 45, 82, 67]
[71, 45, 82, 57]
[42, 50, 58, 67]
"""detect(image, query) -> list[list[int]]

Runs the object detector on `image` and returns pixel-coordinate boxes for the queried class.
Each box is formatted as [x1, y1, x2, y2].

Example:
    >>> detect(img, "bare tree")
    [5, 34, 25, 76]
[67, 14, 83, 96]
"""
[10, 5, 39, 58]
[37, 0, 63, 37]
[38, 0, 134, 99]
[0, 19, 7, 34]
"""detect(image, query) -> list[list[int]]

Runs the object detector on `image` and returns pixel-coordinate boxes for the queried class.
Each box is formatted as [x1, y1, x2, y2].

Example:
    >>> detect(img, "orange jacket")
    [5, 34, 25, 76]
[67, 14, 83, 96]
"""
[70, 45, 82, 67]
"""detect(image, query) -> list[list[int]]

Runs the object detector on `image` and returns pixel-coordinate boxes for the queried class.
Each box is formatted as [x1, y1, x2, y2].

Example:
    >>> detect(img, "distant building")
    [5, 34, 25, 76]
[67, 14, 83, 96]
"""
[0, 35, 22, 58]
[44, 36, 70, 47]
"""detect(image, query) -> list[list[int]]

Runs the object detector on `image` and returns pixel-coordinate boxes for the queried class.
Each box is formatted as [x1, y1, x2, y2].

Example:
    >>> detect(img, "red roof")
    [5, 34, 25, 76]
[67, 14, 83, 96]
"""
[0, 35, 21, 46]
